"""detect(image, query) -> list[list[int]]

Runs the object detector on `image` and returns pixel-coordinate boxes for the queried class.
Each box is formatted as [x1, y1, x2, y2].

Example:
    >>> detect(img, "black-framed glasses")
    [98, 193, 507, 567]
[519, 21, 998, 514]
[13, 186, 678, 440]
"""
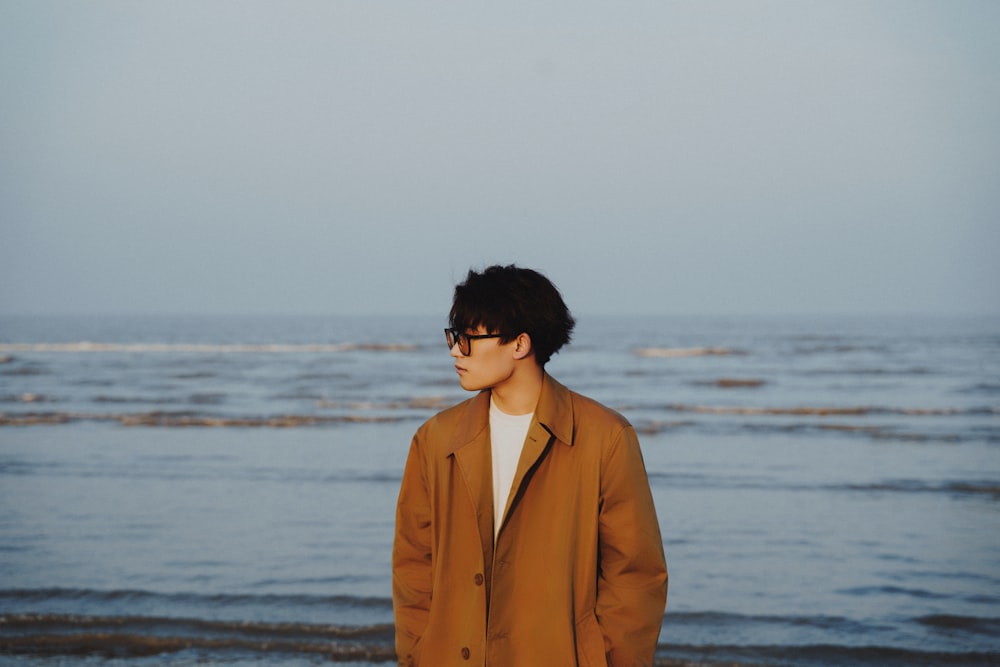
[444, 328, 504, 356]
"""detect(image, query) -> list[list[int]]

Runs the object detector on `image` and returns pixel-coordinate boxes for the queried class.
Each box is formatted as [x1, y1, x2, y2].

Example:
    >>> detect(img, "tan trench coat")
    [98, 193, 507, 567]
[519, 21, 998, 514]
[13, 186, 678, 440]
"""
[393, 374, 667, 666]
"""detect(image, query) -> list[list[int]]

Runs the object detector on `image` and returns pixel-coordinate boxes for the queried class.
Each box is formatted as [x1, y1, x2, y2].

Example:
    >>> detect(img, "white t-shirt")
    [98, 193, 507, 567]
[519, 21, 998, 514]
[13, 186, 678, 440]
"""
[489, 398, 533, 537]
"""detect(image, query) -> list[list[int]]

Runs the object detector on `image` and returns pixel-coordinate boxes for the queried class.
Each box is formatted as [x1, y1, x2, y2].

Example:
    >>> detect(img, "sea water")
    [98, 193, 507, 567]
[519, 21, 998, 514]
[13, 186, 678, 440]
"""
[1, 314, 998, 666]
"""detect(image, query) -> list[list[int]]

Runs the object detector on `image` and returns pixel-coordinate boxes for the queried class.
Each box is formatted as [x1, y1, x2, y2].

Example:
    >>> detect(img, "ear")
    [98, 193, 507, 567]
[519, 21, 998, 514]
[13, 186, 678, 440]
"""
[512, 332, 533, 361]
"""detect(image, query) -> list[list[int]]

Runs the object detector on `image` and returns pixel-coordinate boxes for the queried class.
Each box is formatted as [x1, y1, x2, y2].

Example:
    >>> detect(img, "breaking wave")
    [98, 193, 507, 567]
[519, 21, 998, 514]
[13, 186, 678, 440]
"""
[0, 411, 414, 427]
[0, 611, 395, 661]
[662, 404, 995, 417]
[634, 346, 743, 357]
[0, 342, 416, 354]
[3, 606, 997, 666]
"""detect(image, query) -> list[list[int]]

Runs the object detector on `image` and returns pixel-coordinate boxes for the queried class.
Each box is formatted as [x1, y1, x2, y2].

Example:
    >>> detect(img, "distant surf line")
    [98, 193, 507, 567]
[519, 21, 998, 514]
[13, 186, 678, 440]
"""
[0, 412, 415, 427]
[0, 343, 417, 354]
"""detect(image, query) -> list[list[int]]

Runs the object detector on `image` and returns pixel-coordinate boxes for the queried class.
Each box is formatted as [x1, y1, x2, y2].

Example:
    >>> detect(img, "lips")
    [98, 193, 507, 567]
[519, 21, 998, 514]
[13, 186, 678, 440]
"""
[454, 365, 467, 374]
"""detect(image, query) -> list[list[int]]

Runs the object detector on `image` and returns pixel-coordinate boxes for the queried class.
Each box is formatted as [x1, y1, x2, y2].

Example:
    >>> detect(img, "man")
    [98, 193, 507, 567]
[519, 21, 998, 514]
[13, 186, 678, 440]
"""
[393, 265, 667, 666]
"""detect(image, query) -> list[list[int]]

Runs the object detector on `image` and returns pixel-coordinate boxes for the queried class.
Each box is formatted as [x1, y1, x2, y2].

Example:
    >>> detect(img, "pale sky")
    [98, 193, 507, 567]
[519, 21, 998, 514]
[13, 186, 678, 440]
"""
[2, 1, 998, 316]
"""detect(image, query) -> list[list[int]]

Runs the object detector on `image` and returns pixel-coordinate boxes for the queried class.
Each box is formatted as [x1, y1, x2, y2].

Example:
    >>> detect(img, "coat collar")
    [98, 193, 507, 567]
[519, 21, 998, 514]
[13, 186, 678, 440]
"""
[446, 372, 576, 547]
[445, 372, 574, 456]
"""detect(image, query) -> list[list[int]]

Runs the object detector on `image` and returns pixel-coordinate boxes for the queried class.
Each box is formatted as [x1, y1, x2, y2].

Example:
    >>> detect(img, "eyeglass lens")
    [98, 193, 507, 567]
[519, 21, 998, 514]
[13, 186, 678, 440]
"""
[445, 329, 469, 355]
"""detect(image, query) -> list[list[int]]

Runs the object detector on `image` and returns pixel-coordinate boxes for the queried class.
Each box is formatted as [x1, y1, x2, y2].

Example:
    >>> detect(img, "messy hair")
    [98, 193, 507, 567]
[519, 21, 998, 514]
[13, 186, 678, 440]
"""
[449, 264, 576, 367]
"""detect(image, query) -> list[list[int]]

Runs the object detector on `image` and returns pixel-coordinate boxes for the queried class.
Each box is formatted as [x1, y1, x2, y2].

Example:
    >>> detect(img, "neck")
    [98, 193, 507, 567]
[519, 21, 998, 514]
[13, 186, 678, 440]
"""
[490, 363, 543, 415]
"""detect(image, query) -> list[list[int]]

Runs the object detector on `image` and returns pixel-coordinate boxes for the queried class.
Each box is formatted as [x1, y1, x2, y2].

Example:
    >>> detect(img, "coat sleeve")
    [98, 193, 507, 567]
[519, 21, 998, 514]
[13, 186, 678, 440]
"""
[392, 434, 433, 666]
[595, 425, 668, 667]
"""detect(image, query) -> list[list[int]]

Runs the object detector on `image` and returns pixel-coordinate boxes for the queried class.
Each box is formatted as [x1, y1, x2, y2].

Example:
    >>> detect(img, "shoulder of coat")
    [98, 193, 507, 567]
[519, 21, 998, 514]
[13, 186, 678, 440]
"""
[413, 394, 480, 445]
[567, 388, 633, 432]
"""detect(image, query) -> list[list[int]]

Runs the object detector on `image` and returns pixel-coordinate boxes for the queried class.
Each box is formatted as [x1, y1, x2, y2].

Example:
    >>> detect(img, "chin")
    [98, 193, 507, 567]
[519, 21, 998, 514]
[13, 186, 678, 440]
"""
[459, 378, 483, 392]
[459, 373, 495, 392]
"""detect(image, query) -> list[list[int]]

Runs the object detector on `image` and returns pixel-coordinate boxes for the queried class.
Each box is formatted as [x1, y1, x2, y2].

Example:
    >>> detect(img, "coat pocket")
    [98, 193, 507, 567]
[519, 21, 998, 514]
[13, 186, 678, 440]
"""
[575, 612, 608, 667]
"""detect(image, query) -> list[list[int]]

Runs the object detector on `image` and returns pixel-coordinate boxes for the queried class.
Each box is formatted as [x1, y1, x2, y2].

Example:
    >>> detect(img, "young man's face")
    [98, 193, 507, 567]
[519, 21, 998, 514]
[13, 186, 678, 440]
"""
[450, 326, 517, 392]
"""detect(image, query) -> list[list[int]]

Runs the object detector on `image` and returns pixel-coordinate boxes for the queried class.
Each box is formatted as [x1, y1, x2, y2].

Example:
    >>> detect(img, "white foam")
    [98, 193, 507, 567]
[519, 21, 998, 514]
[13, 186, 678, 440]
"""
[0, 342, 416, 354]
[634, 346, 737, 358]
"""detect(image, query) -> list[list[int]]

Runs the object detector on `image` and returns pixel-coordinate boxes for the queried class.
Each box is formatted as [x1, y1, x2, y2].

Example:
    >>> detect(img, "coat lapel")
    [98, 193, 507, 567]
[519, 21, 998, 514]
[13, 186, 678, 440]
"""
[499, 421, 551, 528]
[448, 391, 495, 561]
[498, 374, 575, 535]
[447, 376, 577, 544]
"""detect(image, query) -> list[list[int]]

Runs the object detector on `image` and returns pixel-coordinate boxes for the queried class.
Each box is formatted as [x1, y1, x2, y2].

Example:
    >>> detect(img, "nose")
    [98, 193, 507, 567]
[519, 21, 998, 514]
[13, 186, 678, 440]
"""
[449, 342, 463, 359]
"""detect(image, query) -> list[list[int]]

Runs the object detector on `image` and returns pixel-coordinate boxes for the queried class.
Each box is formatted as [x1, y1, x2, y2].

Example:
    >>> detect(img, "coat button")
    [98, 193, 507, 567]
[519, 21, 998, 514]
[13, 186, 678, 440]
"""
[461, 646, 471, 660]
[474, 573, 484, 586]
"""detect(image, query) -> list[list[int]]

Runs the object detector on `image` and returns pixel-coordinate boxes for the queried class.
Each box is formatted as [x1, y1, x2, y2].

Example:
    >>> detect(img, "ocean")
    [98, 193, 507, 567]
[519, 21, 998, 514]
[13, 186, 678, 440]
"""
[1, 313, 998, 666]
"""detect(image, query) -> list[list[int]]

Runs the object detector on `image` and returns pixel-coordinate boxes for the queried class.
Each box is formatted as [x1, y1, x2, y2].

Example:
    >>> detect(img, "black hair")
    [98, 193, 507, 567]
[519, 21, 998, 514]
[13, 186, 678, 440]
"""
[449, 264, 576, 367]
